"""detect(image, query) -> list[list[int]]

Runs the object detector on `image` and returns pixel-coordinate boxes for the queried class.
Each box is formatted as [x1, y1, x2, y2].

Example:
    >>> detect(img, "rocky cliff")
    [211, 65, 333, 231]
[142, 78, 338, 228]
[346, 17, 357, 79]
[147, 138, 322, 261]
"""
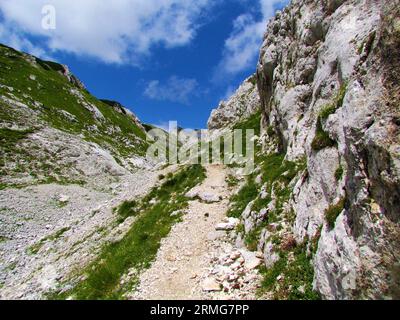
[208, 75, 260, 130]
[211, 0, 400, 299]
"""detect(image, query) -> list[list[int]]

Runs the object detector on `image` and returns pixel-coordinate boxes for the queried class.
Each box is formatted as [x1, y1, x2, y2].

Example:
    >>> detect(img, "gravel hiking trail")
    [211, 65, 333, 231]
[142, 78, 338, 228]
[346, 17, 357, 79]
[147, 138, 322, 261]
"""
[132, 165, 230, 300]
[131, 165, 262, 300]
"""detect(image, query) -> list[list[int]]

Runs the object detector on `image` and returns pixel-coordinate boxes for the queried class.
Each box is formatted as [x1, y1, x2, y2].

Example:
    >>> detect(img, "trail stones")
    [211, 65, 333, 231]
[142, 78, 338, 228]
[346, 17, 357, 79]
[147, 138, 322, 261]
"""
[202, 278, 222, 292]
[215, 217, 240, 231]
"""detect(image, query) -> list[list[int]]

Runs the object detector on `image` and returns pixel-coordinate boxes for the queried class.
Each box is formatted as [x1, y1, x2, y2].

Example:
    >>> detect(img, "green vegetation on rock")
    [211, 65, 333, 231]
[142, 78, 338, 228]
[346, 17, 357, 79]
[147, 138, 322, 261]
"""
[311, 117, 336, 151]
[319, 82, 348, 121]
[233, 111, 261, 137]
[335, 165, 344, 181]
[258, 240, 320, 300]
[312, 83, 348, 152]
[325, 197, 346, 229]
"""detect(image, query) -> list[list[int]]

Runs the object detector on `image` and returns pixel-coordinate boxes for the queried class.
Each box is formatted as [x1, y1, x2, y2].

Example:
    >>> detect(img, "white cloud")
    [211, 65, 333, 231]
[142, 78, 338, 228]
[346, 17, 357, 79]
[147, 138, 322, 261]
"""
[0, 24, 51, 59]
[144, 76, 199, 105]
[0, 0, 215, 64]
[214, 0, 287, 80]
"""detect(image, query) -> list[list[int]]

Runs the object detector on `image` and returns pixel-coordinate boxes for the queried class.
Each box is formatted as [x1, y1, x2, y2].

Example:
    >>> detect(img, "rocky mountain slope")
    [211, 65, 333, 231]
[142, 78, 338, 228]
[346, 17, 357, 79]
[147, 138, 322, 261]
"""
[0, 43, 151, 191]
[210, 0, 400, 299]
[208, 75, 260, 130]
[0, 44, 162, 299]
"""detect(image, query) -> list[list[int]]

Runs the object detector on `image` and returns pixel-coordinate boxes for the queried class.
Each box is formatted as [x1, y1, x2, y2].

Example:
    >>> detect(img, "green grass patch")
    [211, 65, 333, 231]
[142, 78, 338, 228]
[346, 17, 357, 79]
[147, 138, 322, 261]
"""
[233, 111, 261, 137]
[51, 165, 206, 300]
[318, 82, 348, 121]
[311, 118, 336, 151]
[312, 83, 348, 152]
[245, 222, 268, 251]
[227, 178, 258, 218]
[115, 200, 139, 223]
[258, 242, 320, 300]
[0, 128, 34, 153]
[251, 154, 305, 219]
[27, 227, 71, 255]
[5, 261, 17, 271]
[228, 153, 306, 234]
[325, 197, 346, 229]
[247, 74, 257, 86]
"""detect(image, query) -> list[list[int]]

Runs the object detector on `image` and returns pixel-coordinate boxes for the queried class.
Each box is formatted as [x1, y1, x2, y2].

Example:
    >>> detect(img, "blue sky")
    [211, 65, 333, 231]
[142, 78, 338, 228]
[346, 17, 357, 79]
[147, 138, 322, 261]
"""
[0, 0, 288, 129]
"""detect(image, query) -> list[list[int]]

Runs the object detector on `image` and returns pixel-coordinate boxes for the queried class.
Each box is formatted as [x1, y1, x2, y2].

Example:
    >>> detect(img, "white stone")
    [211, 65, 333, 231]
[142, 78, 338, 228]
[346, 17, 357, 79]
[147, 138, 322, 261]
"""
[202, 278, 222, 292]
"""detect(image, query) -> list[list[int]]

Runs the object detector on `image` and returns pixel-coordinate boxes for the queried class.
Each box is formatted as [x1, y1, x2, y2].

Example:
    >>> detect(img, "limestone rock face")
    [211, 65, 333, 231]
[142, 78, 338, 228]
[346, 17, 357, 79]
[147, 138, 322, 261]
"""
[255, 0, 400, 299]
[210, 0, 400, 300]
[208, 75, 260, 130]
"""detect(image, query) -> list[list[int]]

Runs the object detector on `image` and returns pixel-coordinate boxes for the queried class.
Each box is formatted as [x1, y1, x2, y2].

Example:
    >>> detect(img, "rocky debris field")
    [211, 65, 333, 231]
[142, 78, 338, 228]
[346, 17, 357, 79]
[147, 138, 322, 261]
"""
[0, 168, 162, 299]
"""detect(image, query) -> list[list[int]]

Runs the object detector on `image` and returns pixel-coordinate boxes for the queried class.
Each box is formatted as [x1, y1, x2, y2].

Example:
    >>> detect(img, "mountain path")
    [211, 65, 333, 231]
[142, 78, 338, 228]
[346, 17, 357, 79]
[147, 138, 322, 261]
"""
[130, 165, 262, 300]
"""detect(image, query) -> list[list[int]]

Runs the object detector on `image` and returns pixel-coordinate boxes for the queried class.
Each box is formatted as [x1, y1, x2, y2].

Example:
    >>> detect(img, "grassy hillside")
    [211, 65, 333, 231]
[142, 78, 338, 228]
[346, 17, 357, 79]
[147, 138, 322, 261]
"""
[0, 43, 148, 160]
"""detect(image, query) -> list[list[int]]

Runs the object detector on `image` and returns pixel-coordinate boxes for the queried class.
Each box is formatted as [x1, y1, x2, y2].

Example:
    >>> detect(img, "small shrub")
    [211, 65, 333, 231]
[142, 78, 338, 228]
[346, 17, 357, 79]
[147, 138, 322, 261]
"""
[334, 165, 344, 181]
[325, 197, 346, 229]
[311, 119, 336, 151]
[158, 174, 165, 180]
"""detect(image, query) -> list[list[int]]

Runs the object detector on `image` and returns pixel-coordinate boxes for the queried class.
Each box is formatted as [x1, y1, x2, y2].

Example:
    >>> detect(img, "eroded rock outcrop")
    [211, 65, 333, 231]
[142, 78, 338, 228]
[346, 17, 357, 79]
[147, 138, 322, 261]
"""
[214, 0, 400, 300]
[257, 0, 399, 299]
[208, 75, 260, 130]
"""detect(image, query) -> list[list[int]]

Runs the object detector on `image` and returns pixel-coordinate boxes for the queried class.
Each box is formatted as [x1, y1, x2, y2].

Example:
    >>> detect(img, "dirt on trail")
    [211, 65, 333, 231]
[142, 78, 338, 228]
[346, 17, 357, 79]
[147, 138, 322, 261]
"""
[130, 165, 262, 300]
